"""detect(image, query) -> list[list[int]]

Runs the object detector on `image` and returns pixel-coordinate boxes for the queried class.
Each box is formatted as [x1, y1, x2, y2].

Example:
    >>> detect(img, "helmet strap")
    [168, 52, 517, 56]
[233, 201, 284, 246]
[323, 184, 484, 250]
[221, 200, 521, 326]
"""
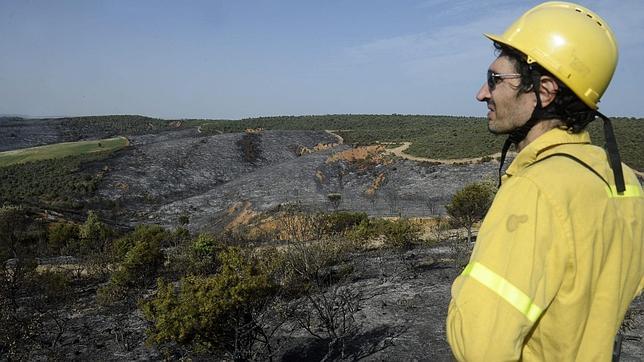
[596, 111, 626, 193]
[495, 75, 626, 194]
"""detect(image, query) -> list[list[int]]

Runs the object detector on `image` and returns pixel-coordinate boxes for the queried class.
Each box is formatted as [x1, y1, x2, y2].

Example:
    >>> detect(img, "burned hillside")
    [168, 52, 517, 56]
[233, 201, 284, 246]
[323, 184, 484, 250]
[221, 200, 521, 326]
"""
[2, 117, 641, 361]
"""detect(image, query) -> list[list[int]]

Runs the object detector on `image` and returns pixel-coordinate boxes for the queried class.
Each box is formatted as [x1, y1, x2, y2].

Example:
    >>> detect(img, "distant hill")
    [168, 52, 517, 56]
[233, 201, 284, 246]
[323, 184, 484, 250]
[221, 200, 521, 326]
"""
[3, 114, 642, 169]
[195, 114, 644, 170]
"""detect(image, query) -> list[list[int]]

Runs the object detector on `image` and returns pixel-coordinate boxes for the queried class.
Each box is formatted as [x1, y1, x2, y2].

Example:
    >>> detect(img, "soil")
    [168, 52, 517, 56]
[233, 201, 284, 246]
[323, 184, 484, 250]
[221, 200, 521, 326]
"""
[14, 243, 644, 361]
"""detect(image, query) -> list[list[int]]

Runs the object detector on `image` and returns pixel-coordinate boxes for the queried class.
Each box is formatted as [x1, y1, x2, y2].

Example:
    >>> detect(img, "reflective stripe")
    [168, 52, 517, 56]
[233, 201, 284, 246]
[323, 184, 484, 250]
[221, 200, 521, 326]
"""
[605, 184, 643, 198]
[462, 262, 543, 322]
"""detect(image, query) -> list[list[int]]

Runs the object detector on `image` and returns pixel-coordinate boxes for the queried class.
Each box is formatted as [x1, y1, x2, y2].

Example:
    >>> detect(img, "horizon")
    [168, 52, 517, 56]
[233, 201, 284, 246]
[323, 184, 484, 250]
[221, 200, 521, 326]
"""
[2, 1, 643, 119]
[2, 112, 644, 122]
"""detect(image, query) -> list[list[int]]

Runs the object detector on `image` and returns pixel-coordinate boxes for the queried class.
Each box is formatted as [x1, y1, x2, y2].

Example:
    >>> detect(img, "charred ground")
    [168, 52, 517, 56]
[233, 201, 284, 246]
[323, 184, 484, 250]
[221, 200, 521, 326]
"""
[1, 116, 642, 361]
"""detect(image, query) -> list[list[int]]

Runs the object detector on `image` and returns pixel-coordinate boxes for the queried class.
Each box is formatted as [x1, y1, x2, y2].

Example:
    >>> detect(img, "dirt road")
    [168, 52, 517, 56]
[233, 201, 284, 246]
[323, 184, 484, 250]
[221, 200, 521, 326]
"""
[384, 142, 513, 165]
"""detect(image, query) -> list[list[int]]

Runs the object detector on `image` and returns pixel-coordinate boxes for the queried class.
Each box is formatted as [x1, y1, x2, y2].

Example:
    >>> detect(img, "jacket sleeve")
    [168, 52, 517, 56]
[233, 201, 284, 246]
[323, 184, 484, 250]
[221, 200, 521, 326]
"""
[446, 175, 569, 361]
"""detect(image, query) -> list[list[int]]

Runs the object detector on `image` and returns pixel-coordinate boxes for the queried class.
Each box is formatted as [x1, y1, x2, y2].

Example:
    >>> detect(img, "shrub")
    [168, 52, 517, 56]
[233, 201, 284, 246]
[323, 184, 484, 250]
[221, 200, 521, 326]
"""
[47, 222, 80, 255]
[277, 203, 326, 242]
[280, 239, 348, 296]
[187, 233, 224, 276]
[109, 224, 169, 261]
[74, 210, 113, 256]
[349, 218, 420, 249]
[174, 226, 190, 243]
[1, 263, 71, 359]
[381, 218, 420, 249]
[98, 226, 166, 305]
[141, 246, 280, 360]
[446, 181, 495, 244]
[321, 212, 368, 235]
[0, 205, 32, 260]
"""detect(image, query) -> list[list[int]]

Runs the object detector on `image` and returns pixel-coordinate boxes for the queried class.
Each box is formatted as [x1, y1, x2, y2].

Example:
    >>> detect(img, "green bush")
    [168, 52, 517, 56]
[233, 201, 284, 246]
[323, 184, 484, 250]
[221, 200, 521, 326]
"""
[174, 226, 191, 243]
[98, 225, 166, 305]
[349, 218, 420, 249]
[71, 211, 113, 256]
[186, 233, 224, 276]
[47, 222, 80, 255]
[321, 212, 368, 235]
[109, 224, 169, 261]
[446, 181, 495, 244]
[0, 204, 45, 260]
[141, 246, 279, 359]
[381, 218, 420, 248]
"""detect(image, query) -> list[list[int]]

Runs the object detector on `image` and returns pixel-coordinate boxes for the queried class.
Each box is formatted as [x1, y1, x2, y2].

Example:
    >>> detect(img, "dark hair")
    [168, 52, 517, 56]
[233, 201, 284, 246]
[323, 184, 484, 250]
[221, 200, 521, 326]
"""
[494, 42, 596, 133]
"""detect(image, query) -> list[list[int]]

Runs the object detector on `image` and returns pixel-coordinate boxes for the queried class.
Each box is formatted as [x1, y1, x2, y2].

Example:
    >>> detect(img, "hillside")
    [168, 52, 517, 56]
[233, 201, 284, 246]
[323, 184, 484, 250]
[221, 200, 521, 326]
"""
[3, 114, 642, 170]
[1, 116, 505, 230]
[1, 115, 642, 361]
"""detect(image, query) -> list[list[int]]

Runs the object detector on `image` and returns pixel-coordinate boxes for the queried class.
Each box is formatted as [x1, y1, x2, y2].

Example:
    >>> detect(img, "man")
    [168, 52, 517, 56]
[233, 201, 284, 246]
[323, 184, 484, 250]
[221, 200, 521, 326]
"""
[446, 2, 643, 360]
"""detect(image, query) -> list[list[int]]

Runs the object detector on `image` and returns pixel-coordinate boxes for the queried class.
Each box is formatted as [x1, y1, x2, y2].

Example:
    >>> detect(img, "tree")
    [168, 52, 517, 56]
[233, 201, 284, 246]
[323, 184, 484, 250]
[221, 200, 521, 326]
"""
[97, 224, 168, 305]
[0, 205, 42, 261]
[0, 205, 29, 260]
[47, 222, 80, 255]
[78, 210, 111, 255]
[446, 182, 495, 244]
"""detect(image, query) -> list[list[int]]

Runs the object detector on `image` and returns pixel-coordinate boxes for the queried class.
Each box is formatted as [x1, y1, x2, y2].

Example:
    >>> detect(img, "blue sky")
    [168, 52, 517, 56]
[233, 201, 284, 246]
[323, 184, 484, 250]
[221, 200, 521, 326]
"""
[1, 0, 643, 119]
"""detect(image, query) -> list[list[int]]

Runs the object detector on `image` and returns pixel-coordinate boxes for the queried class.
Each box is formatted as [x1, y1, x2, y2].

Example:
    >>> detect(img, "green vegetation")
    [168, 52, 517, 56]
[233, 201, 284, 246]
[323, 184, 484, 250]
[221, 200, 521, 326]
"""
[0, 204, 43, 260]
[446, 181, 496, 244]
[97, 224, 168, 305]
[349, 217, 421, 249]
[0, 136, 128, 167]
[47, 221, 80, 255]
[138, 210, 420, 359]
[195, 114, 642, 170]
[0, 151, 113, 209]
[59, 115, 184, 139]
[141, 247, 279, 360]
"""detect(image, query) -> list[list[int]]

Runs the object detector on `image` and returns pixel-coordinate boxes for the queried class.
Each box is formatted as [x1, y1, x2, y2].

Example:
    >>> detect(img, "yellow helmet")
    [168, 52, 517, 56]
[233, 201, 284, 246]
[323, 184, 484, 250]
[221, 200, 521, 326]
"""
[484, 1, 618, 110]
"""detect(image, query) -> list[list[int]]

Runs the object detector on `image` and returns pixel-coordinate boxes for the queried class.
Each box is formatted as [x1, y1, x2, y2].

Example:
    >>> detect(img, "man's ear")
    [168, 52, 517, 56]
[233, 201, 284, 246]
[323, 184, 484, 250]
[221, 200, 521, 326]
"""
[539, 75, 559, 107]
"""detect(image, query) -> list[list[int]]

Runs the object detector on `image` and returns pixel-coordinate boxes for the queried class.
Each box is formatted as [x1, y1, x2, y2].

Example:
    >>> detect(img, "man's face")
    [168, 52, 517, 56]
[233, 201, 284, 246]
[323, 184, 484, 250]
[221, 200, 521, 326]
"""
[476, 56, 536, 134]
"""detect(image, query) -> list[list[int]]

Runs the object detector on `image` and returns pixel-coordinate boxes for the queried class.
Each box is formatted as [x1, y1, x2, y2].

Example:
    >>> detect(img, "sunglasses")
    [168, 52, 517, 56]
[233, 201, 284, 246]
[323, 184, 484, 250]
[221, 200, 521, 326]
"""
[487, 69, 521, 90]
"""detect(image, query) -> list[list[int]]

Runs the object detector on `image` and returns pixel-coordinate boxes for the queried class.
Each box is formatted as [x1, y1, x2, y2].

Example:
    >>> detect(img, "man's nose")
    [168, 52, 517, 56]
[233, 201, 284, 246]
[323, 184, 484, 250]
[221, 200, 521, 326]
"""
[476, 82, 490, 102]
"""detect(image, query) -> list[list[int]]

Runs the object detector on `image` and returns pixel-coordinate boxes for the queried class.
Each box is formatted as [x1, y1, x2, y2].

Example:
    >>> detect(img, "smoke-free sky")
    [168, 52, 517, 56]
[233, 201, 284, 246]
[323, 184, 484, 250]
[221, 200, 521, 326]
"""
[1, 0, 643, 119]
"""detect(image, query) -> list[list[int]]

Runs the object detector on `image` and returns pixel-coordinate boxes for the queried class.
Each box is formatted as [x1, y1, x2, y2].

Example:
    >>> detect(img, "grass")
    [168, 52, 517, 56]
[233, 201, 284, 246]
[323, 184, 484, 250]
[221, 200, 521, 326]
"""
[0, 137, 128, 167]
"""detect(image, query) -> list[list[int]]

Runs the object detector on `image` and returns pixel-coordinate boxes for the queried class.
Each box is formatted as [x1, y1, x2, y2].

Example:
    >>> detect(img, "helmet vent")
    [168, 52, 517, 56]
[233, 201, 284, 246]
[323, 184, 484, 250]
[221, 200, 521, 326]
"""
[597, 21, 603, 28]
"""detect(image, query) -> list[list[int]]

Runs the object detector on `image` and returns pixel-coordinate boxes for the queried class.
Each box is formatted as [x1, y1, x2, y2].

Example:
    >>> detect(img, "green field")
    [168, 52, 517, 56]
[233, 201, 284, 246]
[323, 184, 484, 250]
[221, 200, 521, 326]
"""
[0, 137, 129, 167]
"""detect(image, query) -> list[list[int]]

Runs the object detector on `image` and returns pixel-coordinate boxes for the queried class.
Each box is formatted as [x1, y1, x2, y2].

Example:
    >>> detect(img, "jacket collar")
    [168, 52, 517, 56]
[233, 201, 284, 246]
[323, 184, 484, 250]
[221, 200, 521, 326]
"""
[504, 127, 591, 178]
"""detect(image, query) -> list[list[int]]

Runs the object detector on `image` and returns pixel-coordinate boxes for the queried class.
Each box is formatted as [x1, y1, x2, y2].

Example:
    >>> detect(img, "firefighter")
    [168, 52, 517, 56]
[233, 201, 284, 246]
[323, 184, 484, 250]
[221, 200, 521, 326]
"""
[446, 2, 644, 360]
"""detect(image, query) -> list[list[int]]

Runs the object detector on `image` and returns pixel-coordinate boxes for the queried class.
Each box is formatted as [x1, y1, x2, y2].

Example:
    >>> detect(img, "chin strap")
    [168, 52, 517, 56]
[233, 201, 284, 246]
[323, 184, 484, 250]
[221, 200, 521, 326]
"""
[495, 66, 625, 193]
[496, 104, 626, 193]
[596, 111, 625, 193]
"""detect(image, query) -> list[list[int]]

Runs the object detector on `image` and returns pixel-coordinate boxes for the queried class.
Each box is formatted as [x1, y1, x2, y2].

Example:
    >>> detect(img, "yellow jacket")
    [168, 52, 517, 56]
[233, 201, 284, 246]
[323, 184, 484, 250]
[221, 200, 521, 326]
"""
[447, 128, 643, 361]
